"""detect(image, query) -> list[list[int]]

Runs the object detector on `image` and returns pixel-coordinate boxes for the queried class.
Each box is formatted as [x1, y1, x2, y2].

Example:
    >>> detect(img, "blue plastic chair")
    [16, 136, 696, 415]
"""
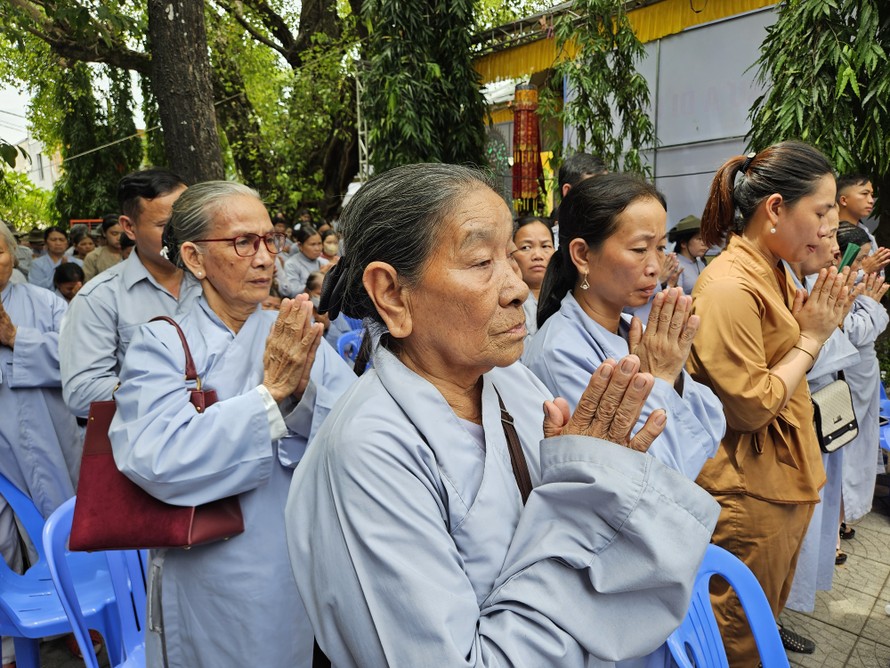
[341, 315, 363, 331]
[667, 544, 789, 668]
[0, 473, 119, 668]
[337, 329, 363, 362]
[879, 382, 890, 451]
[43, 498, 145, 667]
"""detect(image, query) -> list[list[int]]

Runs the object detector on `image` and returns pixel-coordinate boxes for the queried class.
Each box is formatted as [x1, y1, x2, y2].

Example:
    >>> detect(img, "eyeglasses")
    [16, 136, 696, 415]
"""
[197, 233, 286, 257]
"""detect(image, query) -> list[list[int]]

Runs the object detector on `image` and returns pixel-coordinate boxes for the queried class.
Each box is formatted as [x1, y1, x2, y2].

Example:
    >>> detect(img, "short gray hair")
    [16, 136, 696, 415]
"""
[163, 181, 261, 268]
[324, 163, 494, 323]
[0, 222, 17, 257]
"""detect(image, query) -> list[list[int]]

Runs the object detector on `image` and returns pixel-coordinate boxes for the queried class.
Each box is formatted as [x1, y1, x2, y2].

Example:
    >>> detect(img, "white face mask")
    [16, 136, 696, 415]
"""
[310, 294, 320, 308]
[323, 242, 339, 256]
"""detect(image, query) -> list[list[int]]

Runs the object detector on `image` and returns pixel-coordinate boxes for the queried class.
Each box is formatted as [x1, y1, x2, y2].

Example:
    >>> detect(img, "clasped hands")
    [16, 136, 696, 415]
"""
[262, 294, 323, 403]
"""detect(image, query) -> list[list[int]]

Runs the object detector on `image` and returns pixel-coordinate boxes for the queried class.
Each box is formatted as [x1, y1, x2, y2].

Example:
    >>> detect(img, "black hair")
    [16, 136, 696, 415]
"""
[320, 228, 339, 242]
[836, 221, 871, 253]
[118, 168, 187, 221]
[836, 174, 871, 198]
[43, 226, 68, 242]
[538, 173, 666, 328]
[120, 233, 136, 250]
[294, 226, 320, 245]
[514, 215, 553, 237]
[701, 141, 833, 247]
[558, 153, 608, 190]
[101, 214, 120, 233]
[53, 262, 84, 286]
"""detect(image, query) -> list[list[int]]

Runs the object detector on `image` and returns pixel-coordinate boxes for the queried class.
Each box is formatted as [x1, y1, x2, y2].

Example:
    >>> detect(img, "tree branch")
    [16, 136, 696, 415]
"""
[2, 0, 151, 74]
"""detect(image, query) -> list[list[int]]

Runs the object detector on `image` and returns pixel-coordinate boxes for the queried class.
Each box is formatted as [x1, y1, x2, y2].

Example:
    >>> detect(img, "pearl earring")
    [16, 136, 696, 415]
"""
[196, 272, 203, 278]
[770, 227, 776, 234]
[580, 273, 590, 290]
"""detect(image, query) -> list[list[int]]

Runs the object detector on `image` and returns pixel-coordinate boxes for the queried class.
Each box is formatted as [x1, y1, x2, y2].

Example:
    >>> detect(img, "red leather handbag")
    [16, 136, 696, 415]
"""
[69, 316, 244, 551]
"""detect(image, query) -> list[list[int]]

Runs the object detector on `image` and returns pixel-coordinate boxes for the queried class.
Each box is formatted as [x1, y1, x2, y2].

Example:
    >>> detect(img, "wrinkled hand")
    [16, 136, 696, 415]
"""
[658, 253, 679, 286]
[262, 295, 323, 402]
[628, 287, 699, 385]
[859, 271, 889, 303]
[0, 299, 16, 349]
[791, 267, 848, 347]
[861, 247, 890, 275]
[543, 355, 666, 453]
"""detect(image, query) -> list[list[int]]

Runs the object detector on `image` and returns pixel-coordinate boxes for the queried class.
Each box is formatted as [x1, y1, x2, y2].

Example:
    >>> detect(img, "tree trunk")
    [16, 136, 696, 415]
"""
[147, 0, 224, 183]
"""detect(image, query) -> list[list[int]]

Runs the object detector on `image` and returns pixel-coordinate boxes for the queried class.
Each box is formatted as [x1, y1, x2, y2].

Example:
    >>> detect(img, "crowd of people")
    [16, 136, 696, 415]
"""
[1, 141, 889, 668]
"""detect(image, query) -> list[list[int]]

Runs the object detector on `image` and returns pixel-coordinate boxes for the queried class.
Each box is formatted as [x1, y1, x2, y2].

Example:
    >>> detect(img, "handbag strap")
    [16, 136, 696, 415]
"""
[149, 316, 199, 382]
[495, 390, 533, 505]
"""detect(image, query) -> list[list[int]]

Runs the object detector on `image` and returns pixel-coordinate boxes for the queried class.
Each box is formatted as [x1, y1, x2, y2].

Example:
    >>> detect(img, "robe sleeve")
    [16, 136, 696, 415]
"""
[689, 279, 788, 432]
[8, 292, 67, 389]
[296, 430, 718, 667]
[843, 296, 889, 348]
[280, 257, 300, 298]
[531, 343, 722, 480]
[277, 341, 356, 467]
[60, 286, 122, 417]
[109, 323, 275, 506]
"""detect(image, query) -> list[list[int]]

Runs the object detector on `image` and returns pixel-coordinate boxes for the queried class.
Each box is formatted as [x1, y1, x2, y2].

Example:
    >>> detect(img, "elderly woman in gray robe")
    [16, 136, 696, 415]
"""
[285, 164, 720, 667]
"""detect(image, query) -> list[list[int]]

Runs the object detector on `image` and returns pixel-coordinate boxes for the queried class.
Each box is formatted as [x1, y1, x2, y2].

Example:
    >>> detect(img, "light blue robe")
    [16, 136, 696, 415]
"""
[59, 250, 203, 417]
[786, 267, 860, 612]
[281, 253, 325, 298]
[841, 294, 889, 521]
[675, 254, 704, 296]
[0, 283, 81, 664]
[109, 297, 355, 668]
[522, 292, 538, 337]
[524, 292, 724, 480]
[27, 254, 64, 290]
[285, 344, 720, 667]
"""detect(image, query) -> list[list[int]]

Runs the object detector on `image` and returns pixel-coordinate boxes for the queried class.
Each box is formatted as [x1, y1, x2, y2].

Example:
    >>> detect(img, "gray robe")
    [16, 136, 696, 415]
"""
[285, 344, 720, 667]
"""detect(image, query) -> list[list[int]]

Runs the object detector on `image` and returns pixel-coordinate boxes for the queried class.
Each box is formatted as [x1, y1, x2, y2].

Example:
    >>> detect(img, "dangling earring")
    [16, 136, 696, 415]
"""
[770, 226, 776, 234]
[580, 273, 590, 290]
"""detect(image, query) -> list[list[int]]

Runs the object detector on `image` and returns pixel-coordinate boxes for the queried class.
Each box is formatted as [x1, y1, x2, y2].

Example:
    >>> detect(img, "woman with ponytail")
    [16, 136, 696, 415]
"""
[108, 181, 354, 667]
[524, 173, 725, 481]
[285, 163, 720, 667]
[687, 141, 850, 663]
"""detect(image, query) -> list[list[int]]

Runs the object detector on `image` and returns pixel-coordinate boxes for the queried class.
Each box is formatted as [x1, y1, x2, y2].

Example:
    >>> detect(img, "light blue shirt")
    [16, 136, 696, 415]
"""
[524, 292, 724, 480]
[281, 253, 325, 298]
[109, 297, 355, 668]
[28, 254, 64, 290]
[675, 254, 705, 295]
[0, 282, 80, 518]
[286, 344, 719, 666]
[59, 250, 202, 417]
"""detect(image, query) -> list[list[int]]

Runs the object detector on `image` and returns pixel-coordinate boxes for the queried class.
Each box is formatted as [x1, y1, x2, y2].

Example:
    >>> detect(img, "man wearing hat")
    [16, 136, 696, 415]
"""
[668, 214, 708, 295]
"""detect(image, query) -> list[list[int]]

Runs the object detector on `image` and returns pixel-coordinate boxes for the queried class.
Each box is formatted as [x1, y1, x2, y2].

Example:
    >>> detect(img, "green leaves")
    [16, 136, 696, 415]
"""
[540, 0, 655, 177]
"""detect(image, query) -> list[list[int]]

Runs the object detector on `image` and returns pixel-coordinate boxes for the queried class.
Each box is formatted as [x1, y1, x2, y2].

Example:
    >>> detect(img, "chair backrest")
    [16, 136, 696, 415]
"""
[341, 316, 363, 331]
[43, 498, 101, 668]
[43, 498, 146, 668]
[337, 330, 363, 362]
[667, 544, 789, 668]
[0, 471, 47, 563]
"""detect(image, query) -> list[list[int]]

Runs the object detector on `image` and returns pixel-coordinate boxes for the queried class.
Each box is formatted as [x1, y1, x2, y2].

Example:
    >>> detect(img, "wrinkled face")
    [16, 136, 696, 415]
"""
[684, 233, 708, 259]
[129, 186, 187, 262]
[850, 242, 872, 274]
[300, 234, 322, 261]
[75, 236, 95, 257]
[45, 230, 68, 257]
[56, 280, 82, 301]
[104, 224, 123, 251]
[403, 186, 529, 376]
[800, 207, 839, 275]
[512, 221, 554, 290]
[581, 197, 667, 313]
[773, 174, 837, 264]
[840, 181, 874, 221]
[0, 238, 13, 290]
[197, 195, 276, 312]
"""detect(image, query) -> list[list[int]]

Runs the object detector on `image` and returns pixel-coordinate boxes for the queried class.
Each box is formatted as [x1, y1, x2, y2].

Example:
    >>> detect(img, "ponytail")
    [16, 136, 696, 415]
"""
[701, 155, 746, 247]
[537, 250, 575, 328]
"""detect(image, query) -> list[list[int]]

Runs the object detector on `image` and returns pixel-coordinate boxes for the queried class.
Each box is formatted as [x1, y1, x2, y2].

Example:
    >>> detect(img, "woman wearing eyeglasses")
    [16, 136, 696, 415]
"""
[109, 181, 355, 668]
